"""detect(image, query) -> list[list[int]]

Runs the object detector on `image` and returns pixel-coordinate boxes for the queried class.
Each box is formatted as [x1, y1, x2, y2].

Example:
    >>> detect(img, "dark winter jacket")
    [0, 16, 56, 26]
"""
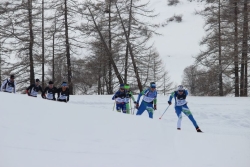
[42, 86, 58, 100]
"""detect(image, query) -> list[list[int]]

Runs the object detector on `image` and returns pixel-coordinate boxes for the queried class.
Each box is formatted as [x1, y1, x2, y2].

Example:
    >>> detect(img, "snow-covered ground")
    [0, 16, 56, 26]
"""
[1, 92, 250, 167]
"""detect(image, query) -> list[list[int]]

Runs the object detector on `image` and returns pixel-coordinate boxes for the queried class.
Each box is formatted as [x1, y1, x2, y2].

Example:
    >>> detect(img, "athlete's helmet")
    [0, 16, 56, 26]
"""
[177, 85, 184, 91]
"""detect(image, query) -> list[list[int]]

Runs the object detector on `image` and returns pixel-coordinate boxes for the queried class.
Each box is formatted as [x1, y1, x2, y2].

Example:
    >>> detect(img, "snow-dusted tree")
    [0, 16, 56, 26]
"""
[0, 0, 42, 91]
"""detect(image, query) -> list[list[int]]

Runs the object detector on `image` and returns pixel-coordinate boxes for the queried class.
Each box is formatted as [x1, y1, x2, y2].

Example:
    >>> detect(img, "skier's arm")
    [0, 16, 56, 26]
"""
[0, 80, 7, 91]
[42, 87, 48, 95]
[112, 92, 118, 100]
[153, 91, 157, 105]
[39, 86, 43, 93]
[168, 92, 175, 103]
[129, 91, 136, 102]
[26, 85, 32, 91]
[26, 85, 33, 94]
[67, 90, 70, 102]
[185, 90, 188, 96]
[41, 87, 47, 98]
[57, 88, 61, 98]
[136, 89, 146, 103]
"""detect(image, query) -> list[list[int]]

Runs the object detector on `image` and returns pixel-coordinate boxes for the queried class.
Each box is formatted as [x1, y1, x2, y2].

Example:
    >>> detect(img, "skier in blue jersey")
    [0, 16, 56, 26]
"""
[168, 85, 202, 132]
[112, 84, 127, 113]
[136, 82, 157, 119]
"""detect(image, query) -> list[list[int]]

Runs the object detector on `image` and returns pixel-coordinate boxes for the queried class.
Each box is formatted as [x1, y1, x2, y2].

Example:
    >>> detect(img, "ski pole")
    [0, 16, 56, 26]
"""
[159, 105, 170, 119]
[130, 98, 132, 114]
[113, 101, 116, 111]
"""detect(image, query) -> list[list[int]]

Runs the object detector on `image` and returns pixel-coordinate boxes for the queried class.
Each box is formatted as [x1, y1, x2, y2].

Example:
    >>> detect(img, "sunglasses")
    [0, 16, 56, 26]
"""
[178, 90, 184, 92]
[120, 88, 125, 90]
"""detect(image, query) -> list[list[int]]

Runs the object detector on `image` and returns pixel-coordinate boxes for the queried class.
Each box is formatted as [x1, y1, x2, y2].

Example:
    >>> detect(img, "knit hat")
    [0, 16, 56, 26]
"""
[61, 82, 68, 87]
[120, 84, 124, 89]
[124, 84, 130, 89]
[35, 79, 40, 82]
[48, 81, 54, 84]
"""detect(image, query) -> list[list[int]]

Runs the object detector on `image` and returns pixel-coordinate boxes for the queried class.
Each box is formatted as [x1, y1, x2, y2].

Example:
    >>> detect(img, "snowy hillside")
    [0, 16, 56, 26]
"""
[148, 0, 205, 84]
[1, 92, 250, 167]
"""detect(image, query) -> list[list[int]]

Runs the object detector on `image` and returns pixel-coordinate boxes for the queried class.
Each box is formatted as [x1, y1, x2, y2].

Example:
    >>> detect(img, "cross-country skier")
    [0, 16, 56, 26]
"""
[112, 84, 127, 113]
[26, 79, 43, 97]
[124, 84, 136, 114]
[168, 85, 202, 132]
[42, 81, 57, 100]
[136, 82, 157, 119]
[57, 82, 70, 102]
[0, 75, 16, 93]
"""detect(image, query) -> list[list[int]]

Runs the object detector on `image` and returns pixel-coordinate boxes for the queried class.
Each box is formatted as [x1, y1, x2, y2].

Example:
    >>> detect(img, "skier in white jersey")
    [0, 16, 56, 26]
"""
[0, 75, 16, 93]
[168, 85, 202, 132]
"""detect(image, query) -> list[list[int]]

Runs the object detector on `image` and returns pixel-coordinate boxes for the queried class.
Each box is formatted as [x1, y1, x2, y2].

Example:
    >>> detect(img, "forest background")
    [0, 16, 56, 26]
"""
[0, 0, 249, 96]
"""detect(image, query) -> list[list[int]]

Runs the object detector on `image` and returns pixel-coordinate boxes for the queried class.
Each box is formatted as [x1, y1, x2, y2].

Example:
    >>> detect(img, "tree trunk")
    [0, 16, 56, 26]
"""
[108, 1, 113, 94]
[124, 0, 133, 84]
[87, 6, 124, 84]
[242, 0, 248, 96]
[64, 0, 73, 94]
[115, 3, 142, 91]
[28, 0, 35, 84]
[234, 0, 239, 97]
[42, 0, 45, 88]
[218, 0, 223, 96]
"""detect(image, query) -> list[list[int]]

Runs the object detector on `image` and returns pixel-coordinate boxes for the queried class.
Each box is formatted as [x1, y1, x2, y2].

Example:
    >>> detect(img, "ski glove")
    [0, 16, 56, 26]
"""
[26, 90, 30, 96]
[134, 101, 137, 104]
[136, 103, 139, 109]
[168, 101, 172, 105]
[41, 94, 46, 99]
[154, 104, 157, 110]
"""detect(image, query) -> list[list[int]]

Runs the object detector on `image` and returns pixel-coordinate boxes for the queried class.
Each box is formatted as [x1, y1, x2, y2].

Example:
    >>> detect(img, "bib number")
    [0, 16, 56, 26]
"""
[143, 96, 154, 103]
[47, 93, 54, 100]
[176, 99, 186, 106]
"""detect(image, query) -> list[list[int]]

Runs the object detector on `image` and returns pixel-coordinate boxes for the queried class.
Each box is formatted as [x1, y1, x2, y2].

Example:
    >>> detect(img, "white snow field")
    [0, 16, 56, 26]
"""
[1, 92, 250, 167]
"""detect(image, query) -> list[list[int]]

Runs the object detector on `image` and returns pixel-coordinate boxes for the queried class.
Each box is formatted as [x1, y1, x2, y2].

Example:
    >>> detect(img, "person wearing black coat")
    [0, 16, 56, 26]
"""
[26, 79, 43, 97]
[57, 82, 70, 102]
[42, 81, 57, 101]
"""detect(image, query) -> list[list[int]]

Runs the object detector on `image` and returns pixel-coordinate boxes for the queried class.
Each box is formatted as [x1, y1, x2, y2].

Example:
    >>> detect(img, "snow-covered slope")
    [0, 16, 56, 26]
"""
[148, 0, 205, 84]
[1, 92, 250, 167]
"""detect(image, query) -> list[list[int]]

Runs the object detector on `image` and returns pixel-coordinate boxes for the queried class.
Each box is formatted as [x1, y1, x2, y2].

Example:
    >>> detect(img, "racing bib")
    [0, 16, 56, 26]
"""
[6, 87, 13, 92]
[116, 98, 125, 103]
[47, 93, 54, 100]
[143, 96, 154, 103]
[176, 99, 187, 106]
[58, 95, 67, 100]
[30, 90, 38, 97]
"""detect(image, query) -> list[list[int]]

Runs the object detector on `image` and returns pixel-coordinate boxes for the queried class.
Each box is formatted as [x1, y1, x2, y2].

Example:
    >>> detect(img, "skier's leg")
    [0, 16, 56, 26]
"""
[146, 103, 154, 119]
[126, 103, 130, 114]
[116, 103, 121, 112]
[175, 106, 182, 129]
[181, 104, 198, 128]
[136, 101, 147, 115]
[122, 103, 127, 113]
